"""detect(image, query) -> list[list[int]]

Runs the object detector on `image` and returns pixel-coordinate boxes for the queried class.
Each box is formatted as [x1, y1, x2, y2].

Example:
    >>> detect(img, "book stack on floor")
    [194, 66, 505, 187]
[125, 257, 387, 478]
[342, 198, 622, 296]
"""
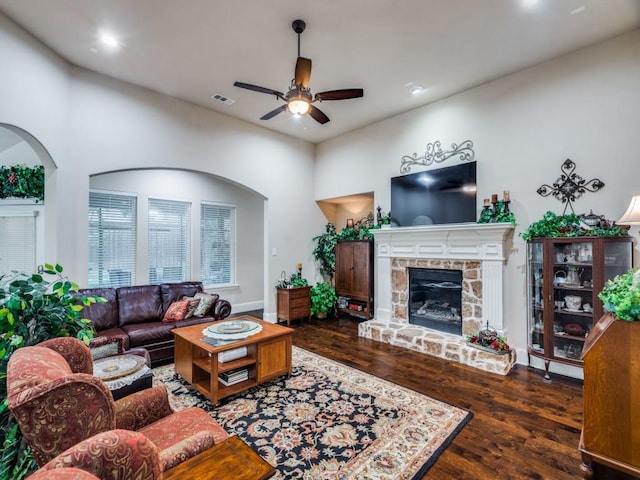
[218, 368, 249, 386]
[218, 346, 248, 363]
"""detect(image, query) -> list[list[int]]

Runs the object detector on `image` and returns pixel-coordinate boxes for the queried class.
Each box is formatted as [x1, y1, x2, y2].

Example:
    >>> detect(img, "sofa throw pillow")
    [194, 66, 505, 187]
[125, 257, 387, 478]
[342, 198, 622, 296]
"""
[163, 299, 190, 323]
[192, 292, 220, 317]
[182, 296, 202, 319]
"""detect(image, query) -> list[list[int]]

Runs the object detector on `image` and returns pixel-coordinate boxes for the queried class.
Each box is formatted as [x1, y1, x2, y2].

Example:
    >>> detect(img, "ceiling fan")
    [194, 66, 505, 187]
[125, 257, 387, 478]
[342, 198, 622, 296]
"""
[233, 19, 364, 124]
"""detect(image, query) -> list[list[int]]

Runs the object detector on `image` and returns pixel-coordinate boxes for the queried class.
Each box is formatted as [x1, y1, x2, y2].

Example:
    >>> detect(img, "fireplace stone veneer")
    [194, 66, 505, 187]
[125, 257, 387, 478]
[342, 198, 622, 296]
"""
[359, 223, 517, 375]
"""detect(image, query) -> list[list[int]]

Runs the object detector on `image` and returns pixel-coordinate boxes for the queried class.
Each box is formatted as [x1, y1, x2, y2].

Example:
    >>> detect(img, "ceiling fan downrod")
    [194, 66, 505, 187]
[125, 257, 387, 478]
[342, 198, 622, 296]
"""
[292, 19, 306, 57]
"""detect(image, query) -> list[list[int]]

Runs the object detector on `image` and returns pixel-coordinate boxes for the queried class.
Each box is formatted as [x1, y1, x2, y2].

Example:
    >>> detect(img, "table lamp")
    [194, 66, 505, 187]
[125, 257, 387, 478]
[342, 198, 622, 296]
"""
[618, 195, 640, 225]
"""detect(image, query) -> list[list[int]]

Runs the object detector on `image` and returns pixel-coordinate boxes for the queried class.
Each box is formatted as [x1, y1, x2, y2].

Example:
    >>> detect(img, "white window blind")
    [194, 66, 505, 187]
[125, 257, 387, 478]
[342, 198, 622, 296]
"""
[200, 202, 235, 286]
[88, 191, 137, 288]
[148, 198, 191, 284]
[0, 213, 36, 275]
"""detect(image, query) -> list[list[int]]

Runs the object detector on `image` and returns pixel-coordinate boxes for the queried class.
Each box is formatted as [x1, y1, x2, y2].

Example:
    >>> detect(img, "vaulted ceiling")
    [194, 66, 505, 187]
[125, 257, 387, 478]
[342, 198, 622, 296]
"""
[1, 0, 640, 144]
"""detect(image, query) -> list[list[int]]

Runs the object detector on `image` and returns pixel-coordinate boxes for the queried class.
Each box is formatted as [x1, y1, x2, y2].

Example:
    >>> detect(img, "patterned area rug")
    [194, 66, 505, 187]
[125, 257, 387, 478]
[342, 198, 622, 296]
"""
[153, 347, 472, 479]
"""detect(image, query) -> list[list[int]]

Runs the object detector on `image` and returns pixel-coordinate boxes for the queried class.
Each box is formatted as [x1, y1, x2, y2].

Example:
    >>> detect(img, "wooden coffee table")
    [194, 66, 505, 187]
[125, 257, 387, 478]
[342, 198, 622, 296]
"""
[163, 435, 275, 480]
[173, 316, 293, 404]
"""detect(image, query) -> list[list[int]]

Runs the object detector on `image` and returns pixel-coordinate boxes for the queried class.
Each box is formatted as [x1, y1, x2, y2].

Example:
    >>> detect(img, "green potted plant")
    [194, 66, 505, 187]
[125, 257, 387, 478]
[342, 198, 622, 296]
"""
[312, 222, 373, 282]
[312, 223, 338, 282]
[598, 268, 640, 321]
[0, 264, 102, 480]
[310, 281, 338, 319]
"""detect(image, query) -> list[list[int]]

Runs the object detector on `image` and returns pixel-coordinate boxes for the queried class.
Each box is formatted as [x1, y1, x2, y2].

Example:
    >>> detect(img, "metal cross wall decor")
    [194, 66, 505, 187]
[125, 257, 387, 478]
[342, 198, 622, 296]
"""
[400, 140, 475, 174]
[536, 159, 604, 214]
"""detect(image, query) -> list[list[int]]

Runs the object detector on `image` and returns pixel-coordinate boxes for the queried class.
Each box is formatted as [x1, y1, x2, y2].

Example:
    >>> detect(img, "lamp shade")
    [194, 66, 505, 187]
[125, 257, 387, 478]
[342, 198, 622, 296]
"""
[618, 195, 640, 225]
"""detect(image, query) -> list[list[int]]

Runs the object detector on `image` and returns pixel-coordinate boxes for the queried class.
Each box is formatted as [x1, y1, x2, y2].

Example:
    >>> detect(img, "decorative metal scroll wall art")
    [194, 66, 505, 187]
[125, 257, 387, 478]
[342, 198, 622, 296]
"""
[536, 159, 604, 214]
[400, 140, 475, 174]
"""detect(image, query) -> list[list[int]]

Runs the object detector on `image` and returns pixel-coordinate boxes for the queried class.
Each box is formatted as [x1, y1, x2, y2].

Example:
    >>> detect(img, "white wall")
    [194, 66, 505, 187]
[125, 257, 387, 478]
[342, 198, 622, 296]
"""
[0, 12, 323, 318]
[316, 29, 640, 374]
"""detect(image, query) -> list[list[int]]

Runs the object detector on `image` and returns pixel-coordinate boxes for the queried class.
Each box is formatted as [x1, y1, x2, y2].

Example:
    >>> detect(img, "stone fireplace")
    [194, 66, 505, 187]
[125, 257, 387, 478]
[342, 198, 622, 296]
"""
[358, 223, 517, 375]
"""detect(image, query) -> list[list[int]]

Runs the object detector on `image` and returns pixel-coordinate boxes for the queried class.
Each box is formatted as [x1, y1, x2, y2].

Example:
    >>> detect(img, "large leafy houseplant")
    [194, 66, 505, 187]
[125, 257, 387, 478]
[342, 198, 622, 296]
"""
[312, 222, 373, 282]
[310, 281, 338, 318]
[0, 264, 101, 480]
[598, 268, 640, 322]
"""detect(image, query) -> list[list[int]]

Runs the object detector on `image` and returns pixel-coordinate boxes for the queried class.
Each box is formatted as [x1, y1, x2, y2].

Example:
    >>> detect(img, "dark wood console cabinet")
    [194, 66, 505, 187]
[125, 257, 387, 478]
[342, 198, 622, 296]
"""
[335, 239, 374, 319]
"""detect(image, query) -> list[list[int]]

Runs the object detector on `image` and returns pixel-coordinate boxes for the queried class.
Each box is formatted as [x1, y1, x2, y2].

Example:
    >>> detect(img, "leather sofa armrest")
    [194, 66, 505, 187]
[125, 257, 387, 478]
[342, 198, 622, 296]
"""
[40, 429, 161, 480]
[123, 347, 151, 367]
[212, 298, 232, 320]
[114, 386, 174, 431]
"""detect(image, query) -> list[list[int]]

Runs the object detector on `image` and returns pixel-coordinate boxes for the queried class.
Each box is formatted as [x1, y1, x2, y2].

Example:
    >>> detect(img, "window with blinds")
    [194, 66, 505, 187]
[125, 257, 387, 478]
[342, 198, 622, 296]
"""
[88, 191, 137, 288]
[148, 198, 191, 284]
[0, 213, 36, 275]
[200, 202, 235, 286]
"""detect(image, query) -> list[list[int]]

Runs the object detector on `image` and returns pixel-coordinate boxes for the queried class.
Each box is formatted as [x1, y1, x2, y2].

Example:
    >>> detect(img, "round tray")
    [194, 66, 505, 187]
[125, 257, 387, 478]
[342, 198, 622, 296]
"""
[94, 354, 146, 381]
[203, 319, 263, 340]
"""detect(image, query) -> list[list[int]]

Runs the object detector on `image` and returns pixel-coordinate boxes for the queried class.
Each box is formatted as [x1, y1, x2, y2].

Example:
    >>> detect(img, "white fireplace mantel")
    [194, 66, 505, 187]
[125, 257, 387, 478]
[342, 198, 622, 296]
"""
[371, 222, 514, 334]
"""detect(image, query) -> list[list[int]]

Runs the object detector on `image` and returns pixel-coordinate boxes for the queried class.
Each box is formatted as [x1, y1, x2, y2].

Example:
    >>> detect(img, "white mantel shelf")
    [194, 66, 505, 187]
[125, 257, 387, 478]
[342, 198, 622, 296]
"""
[371, 222, 514, 261]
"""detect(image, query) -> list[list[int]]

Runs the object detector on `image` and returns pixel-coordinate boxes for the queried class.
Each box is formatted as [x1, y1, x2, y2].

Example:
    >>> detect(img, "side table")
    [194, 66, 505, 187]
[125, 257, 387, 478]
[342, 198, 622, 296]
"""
[93, 354, 153, 400]
[162, 435, 275, 480]
[276, 286, 311, 326]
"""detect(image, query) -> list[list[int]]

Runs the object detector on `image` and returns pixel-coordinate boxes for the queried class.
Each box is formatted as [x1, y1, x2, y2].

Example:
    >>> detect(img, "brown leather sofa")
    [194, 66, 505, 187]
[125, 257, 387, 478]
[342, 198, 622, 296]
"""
[79, 282, 231, 365]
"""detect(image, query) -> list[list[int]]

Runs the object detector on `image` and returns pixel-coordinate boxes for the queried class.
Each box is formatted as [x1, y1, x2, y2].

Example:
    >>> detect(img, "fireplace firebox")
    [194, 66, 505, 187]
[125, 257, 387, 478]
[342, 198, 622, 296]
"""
[408, 268, 463, 335]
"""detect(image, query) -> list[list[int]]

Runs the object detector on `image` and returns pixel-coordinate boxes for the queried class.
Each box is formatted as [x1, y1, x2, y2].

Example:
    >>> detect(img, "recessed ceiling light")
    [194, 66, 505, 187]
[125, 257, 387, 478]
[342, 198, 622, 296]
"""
[409, 85, 424, 96]
[98, 30, 121, 52]
[521, 0, 539, 9]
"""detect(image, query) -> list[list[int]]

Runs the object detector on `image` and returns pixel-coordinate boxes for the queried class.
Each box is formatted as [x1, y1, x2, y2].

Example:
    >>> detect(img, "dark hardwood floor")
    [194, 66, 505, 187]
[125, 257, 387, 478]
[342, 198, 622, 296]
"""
[278, 315, 633, 480]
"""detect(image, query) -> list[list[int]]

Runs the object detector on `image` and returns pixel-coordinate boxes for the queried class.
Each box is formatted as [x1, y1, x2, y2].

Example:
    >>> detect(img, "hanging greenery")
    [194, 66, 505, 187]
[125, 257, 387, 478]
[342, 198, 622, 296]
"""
[0, 165, 44, 203]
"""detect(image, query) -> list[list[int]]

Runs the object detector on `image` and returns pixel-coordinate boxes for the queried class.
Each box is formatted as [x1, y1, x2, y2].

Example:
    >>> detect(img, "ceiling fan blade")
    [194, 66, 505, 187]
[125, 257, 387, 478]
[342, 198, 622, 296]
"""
[308, 105, 330, 124]
[315, 89, 364, 101]
[260, 105, 287, 120]
[294, 57, 312, 89]
[234, 82, 286, 101]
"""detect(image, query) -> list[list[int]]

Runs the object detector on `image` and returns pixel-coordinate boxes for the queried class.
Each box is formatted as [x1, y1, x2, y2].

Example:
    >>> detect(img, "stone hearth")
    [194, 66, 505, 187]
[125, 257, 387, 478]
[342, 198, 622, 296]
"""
[358, 223, 517, 375]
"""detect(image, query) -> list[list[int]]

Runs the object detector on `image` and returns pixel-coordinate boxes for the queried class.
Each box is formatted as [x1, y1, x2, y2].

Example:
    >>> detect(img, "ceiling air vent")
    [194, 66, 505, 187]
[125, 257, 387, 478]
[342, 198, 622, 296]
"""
[211, 93, 235, 105]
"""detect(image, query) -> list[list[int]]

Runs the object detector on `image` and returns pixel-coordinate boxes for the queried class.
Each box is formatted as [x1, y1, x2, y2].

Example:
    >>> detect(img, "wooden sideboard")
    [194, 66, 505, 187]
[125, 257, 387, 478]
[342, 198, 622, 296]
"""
[276, 286, 311, 326]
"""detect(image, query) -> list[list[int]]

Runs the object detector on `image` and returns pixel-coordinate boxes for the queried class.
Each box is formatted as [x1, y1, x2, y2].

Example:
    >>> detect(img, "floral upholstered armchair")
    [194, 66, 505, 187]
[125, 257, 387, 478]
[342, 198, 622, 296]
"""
[8, 337, 229, 473]
[27, 429, 161, 480]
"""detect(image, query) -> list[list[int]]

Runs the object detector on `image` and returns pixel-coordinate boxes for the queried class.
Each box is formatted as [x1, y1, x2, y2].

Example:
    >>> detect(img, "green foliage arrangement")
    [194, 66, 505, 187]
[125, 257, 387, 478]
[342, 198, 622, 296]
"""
[312, 222, 373, 281]
[598, 269, 640, 322]
[312, 223, 339, 281]
[0, 264, 102, 480]
[477, 201, 516, 225]
[310, 281, 338, 318]
[520, 211, 628, 241]
[0, 165, 45, 203]
[275, 272, 309, 289]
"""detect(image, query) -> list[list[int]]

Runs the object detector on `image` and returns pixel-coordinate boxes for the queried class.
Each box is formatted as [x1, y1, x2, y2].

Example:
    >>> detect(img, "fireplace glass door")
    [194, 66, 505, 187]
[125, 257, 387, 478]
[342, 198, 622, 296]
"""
[408, 268, 463, 335]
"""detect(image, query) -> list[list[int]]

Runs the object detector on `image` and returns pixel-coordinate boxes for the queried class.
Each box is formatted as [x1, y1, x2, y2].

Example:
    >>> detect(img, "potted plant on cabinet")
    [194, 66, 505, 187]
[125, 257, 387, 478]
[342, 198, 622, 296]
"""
[310, 281, 338, 319]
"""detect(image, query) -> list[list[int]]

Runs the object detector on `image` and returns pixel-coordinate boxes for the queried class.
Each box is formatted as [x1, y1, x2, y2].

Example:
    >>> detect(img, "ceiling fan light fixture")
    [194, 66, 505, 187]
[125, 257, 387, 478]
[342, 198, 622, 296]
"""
[288, 98, 310, 115]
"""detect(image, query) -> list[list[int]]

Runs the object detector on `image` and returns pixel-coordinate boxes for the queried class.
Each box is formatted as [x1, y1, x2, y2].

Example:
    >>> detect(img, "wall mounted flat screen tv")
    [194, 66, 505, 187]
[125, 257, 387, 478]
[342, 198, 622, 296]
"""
[390, 162, 477, 226]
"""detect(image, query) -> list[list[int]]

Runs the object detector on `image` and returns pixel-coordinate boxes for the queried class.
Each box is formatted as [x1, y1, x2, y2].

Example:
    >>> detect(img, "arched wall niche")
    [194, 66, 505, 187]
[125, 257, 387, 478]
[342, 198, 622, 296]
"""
[89, 167, 266, 313]
[0, 123, 53, 271]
